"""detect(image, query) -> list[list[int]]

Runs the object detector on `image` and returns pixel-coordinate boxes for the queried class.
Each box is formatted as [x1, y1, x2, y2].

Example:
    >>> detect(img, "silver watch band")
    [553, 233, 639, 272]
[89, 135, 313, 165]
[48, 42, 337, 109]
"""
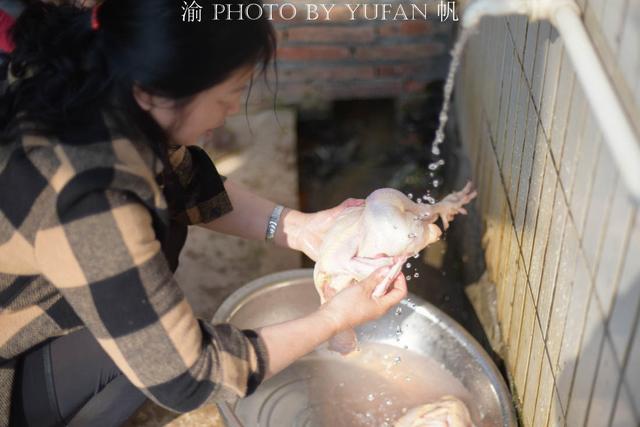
[265, 205, 284, 242]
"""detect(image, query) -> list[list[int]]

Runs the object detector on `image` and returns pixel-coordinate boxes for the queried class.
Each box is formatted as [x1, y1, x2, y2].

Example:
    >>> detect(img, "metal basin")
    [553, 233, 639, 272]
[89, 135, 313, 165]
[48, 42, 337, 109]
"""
[213, 269, 516, 427]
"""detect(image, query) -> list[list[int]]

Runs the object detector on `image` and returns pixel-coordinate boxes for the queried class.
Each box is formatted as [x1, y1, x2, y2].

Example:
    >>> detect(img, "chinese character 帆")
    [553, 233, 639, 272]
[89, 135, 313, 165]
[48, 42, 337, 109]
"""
[437, 0, 459, 22]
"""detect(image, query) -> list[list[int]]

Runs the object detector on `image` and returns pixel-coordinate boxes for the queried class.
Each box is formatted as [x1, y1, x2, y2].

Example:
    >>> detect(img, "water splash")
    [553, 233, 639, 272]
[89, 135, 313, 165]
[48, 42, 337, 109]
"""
[428, 159, 445, 171]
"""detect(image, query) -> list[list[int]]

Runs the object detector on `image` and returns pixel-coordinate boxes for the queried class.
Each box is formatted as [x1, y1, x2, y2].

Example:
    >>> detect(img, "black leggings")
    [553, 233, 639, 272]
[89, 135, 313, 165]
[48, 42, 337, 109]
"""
[12, 328, 147, 427]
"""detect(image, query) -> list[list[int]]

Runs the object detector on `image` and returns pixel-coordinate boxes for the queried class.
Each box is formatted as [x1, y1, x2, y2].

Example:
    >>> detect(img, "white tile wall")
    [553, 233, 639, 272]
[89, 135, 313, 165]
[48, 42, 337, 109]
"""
[456, 0, 640, 424]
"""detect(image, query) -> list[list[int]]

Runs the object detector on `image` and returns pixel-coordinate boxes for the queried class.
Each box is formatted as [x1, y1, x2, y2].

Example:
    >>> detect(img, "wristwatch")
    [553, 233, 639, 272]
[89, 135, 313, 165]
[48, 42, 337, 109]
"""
[265, 205, 284, 242]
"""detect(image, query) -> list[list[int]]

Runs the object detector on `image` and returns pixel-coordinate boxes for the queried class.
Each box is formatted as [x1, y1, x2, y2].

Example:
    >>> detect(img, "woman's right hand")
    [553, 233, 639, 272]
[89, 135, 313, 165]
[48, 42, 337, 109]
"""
[318, 266, 408, 334]
[258, 267, 407, 379]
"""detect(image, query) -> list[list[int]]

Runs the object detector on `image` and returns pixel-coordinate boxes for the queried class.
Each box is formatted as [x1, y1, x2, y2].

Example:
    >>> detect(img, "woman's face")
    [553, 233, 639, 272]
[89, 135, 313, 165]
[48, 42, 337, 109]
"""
[136, 66, 254, 146]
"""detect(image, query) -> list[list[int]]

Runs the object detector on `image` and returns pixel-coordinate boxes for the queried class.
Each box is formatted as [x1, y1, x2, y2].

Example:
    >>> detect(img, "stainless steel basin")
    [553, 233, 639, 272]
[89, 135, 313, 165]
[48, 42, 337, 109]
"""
[213, 269, 516, 427]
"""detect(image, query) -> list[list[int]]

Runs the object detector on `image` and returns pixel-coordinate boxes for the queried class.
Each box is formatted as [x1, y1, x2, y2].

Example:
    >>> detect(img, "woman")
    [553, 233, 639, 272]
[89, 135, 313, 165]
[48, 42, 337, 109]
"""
[0, 1, 407, 426]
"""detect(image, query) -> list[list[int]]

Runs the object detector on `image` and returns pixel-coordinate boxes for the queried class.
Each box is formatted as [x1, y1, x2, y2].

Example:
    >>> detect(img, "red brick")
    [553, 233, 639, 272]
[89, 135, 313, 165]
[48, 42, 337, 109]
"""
[286, 25, 375, 43]
[353, 42, 444, 61]
[260, 79, 406, 103]
[275, 82, 320, 97]
[376, 63, 423, 77]
[277, 45, 351, 61]
[280, 65, 376, 81]
[324, 80, 404, 99]
[377, 21, 433, 37]
[376, 62, 448, 78]
[403, 80, 427, 93]
[274, 28, 286, 44]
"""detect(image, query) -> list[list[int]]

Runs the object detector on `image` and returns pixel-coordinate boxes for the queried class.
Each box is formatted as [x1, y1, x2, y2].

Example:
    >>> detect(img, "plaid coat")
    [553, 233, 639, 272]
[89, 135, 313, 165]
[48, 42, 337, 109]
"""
[0, 114, 268, 425]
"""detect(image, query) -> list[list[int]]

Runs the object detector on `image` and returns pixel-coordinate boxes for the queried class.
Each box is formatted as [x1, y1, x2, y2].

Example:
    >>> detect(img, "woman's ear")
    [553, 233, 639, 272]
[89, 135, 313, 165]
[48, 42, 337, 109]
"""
[132, 84, 153, 111]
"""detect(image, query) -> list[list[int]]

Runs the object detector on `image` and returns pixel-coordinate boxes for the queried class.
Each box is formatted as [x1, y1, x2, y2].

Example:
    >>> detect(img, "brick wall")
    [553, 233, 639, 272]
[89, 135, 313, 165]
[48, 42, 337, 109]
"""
[248, 1, 454, 107]
[456, 1, 640, 426]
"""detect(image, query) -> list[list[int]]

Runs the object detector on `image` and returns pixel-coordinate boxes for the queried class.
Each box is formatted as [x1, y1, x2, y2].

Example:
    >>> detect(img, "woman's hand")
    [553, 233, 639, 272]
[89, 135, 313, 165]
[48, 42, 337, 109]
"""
[318, 266, 408, 334]
[290, 198, 365, 262]
[257, 266, 405, 379]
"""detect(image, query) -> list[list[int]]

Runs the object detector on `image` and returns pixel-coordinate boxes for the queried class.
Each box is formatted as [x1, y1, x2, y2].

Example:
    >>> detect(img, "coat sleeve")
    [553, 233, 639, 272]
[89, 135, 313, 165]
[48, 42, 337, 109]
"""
[166, 145, 233, 226]
[34, 184, 268, 412]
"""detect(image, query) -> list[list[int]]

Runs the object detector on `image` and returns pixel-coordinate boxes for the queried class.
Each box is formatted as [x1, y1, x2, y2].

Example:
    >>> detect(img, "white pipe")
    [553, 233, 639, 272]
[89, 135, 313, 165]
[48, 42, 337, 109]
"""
[462, 0, 640, 202]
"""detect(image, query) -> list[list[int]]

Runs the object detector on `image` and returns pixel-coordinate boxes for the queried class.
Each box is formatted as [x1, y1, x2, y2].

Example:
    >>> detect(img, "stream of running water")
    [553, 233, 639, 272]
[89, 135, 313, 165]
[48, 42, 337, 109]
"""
[422, 27, 475, 202]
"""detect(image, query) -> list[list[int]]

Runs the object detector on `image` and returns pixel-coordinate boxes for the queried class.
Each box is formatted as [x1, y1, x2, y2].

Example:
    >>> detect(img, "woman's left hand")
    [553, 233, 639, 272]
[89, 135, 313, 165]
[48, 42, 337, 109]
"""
[290, 198, 365, 262]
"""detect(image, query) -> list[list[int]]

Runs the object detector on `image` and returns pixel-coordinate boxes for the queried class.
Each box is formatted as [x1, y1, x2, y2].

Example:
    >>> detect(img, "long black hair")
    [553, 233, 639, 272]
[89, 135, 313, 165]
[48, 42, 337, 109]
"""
[0, 0, 277, 160]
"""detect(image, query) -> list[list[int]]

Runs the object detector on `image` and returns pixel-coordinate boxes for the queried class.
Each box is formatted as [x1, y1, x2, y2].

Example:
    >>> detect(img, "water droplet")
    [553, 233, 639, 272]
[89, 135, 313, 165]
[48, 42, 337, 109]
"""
[425, 196, 436, 204]
[367, 393, 375, 401]
[413, 253, 419, 259]
[433, 179, 441, 188]
[417, 198, 423, 204]
[395, 326, 402, 336]
[432, 146, 441, 156]
[405, 262, 411, 268]
[395, 307, 403, 315]
[407, 193, 413, 199]
[405, 275, 412, 281]
[385, 399, 393, 406]
[413, 272, 420, 278]
[393, 356, 402, 364]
